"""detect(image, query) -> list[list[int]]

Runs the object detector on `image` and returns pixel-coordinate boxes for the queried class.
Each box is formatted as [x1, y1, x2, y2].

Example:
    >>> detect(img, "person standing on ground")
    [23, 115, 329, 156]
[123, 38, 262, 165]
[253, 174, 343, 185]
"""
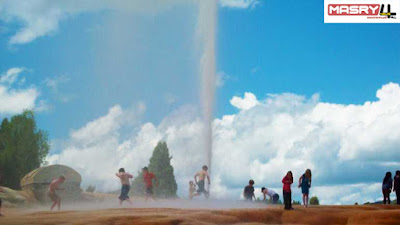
[298, 169, 312, 207]
[243, 180, 255, 201]
[261, 187, 280, 204]
[194, 165, 210, 199]
[48, 176, 66, 211]
[142, 167, 157, 201]
[382, 172, 393, 204]
[393, 170, 400, 205]
[282, 171, 293, 210]
[116, 168, 133, 206]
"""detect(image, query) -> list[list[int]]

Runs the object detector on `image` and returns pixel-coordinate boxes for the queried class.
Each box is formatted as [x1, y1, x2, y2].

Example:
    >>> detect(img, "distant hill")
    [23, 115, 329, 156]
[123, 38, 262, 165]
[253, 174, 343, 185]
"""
[363, 200, 397, 205]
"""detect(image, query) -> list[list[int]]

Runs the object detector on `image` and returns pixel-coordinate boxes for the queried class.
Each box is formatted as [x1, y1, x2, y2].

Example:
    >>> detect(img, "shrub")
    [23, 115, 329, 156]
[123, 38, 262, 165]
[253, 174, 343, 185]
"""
[309, 196, 320, 205]
[85, 185, 96, 193]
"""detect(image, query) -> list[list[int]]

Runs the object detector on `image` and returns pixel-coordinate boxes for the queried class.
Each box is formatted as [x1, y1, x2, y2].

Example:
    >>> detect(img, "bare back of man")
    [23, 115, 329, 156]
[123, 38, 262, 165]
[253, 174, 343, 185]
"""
[116, 168, 133, 205]
[48, 176, 65, 211]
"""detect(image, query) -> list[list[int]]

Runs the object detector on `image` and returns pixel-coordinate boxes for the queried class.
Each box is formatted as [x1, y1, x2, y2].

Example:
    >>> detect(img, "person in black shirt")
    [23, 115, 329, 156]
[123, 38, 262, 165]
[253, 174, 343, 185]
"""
[382, 172, 393, 204]
[243, 180, 255, 201]
[393, 170, 400, 205]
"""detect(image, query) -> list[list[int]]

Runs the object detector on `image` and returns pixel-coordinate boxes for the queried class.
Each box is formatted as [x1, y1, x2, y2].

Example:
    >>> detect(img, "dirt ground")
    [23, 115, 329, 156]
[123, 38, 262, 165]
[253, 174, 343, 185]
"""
[1, 203, 400, 225]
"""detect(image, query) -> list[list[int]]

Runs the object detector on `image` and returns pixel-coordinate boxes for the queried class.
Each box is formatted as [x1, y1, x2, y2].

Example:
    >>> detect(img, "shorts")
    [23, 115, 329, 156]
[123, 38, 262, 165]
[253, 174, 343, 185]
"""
[119, 185, 130, 200]
[146, 186, 153, 195]
[48, 191, 60, 202]
[272, 194, 279, 204]
[197, 180, 209, 195]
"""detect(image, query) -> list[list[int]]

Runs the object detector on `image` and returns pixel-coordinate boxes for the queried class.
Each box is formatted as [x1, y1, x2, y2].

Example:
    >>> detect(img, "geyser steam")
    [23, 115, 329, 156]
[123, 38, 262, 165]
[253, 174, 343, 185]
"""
[197, 0, 217, 175]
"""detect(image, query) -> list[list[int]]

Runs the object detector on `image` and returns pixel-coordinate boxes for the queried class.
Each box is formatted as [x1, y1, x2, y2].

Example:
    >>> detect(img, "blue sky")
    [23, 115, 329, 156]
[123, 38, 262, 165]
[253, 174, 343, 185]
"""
[217, 0, 400, 115]
[1, 0, 400, 204]
[1, 0, 399, 140]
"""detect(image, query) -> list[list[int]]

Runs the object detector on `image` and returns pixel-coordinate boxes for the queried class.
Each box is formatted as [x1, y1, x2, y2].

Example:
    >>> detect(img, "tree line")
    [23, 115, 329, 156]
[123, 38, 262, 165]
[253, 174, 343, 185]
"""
[0, 110, 50, 189]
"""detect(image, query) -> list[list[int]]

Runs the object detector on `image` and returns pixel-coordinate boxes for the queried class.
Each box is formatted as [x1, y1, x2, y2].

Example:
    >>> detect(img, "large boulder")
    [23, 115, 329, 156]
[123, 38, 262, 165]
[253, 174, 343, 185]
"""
[0, 187, 27, 206]
[20, 164, 82, 202]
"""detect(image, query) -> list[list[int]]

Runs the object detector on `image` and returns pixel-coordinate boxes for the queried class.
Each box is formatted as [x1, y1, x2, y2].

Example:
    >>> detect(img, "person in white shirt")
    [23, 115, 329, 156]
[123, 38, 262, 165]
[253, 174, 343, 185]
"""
[261, 187, 280, 204]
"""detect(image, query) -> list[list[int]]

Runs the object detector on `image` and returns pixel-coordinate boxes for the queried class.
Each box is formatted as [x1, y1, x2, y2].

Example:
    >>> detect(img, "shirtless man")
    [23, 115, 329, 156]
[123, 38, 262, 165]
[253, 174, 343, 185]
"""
[194, 165, 210, 198]
[115, 168, 133, 205]
[48, 176, 66, 211]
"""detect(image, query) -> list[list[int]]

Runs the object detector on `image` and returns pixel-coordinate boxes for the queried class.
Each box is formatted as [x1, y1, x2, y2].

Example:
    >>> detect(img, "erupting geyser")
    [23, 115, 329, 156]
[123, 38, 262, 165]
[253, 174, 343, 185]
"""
[197, 0, 217, 178]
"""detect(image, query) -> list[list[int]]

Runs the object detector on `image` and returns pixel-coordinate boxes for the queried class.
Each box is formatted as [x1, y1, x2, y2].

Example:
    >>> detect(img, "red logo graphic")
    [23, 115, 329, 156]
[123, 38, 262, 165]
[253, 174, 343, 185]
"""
[328, 4, 380, 15]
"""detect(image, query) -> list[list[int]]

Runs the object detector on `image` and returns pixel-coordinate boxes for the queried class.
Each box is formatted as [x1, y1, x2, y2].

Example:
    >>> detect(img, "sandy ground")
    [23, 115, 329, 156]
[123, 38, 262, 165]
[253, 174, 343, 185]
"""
[1, 200, 400, 225]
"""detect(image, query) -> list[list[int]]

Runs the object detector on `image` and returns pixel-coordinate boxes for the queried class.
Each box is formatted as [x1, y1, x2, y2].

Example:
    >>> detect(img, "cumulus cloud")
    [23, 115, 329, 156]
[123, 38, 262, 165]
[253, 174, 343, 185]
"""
[311, 183, 382, 205]
[230, 92, 259, 110]
[48, 83, 400, 204]
[219, 0, 260, 9]
[0, 68, 46, 114]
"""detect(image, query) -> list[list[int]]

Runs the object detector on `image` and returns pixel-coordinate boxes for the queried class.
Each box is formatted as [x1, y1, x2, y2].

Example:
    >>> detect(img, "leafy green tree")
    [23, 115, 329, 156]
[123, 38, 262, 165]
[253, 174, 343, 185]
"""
[148, 142, 177, 198]
[85, 185, 96, 193]
[130, 142, 177, 198]
[309, 196, 320, 205]
[0, 110, 50, 189]
[292, 200, 301, 205]
[130, 170, 145, 196]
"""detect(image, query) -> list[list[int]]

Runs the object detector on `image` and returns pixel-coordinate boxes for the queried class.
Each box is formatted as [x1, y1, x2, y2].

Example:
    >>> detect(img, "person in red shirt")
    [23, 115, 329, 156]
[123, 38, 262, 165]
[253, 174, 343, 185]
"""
[142, 167, 157, 201]
[282, 171, 293, 210]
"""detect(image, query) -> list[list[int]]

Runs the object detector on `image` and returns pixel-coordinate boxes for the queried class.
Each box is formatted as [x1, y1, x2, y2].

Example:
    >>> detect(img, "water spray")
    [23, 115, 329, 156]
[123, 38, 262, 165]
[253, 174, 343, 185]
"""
[197, 0, 217, 195]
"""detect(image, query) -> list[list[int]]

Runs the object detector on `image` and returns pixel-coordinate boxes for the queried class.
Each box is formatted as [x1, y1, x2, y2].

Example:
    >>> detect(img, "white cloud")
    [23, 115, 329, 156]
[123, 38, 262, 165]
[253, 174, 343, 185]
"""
[216, 71, 231, 87]
[0, 67, 24, 84]
[0, 67, 46, 114]
[48, 83, 400, 204]
[0, 0, 196, 45]
[35, 99, 51, 112]
[70, 105, 124, 144]
[0, 86, 38, 114]
[45, 75, 70, 90]
[0, 0, 258, 45]
[219, 0, 260, 9]
[230, 92, 259, 110]
[44, 75, 73, 103]
[311, 183, 382, 205]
